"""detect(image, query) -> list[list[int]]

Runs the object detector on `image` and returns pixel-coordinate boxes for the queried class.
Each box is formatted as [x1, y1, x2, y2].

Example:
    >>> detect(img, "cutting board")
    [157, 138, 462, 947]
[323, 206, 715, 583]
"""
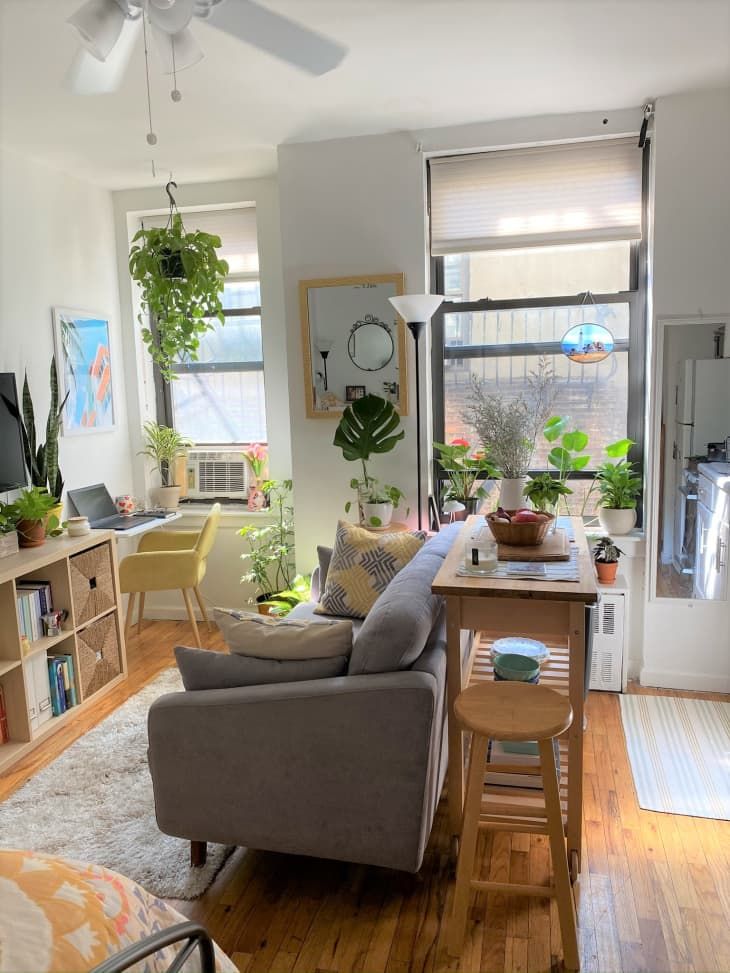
[498, 528, 571, 562]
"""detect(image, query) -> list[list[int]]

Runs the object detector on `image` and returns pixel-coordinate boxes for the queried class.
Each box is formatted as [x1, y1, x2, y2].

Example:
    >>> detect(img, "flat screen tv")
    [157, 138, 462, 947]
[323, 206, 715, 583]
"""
[0, 373, 28, 492]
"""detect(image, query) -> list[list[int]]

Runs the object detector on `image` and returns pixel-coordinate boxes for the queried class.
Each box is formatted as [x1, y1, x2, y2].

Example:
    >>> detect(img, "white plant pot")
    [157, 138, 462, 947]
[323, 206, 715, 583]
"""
[361, 501, 393, 529]
[149, 485, 181, 511]
[597, 507, 636, 536]
[498, 477, 527, 511]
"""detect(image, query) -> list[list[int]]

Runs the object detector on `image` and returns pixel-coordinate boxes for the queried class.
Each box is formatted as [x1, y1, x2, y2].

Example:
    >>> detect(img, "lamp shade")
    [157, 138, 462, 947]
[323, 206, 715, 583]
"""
[68, 0, 126, 62]
[389, 294, 444, 323]
[152, 24, 204, 72]
[147, 0, 195, 33]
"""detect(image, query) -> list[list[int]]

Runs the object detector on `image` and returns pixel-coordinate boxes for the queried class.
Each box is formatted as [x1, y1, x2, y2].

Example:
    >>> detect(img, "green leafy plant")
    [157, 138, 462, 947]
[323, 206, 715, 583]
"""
[138, 422, 192, 487]
[239, 479, 296, 598]
[523, 472, 574, 512]
[433, 438, 498, 503]
[258, 573, 311, 616]
[3, 487, 62, 538]
[129, 211, 229, 380]
[334, 394, 406, 521]
[1, 359, 69, 500]
[596, 439, 641, 509]
[0, 506, 17, 534]
[593, 536, 623, 564]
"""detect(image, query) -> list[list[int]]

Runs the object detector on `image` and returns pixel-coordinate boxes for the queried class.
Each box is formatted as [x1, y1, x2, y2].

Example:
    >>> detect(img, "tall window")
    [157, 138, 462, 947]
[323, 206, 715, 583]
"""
[150, 206, 266, 445]
[429, 138, 648, 515]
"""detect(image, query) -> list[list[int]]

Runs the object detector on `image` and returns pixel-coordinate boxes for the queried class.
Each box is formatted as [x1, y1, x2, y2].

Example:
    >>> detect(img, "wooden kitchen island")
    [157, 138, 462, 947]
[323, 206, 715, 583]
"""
[432, 516, 598, 881]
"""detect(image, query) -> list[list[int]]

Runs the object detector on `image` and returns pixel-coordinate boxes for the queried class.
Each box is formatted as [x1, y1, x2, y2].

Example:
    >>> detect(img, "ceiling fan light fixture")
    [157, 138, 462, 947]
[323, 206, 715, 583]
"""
[151, 24, 204, 73]
[67, 0, 126, 62]
[147, 0, 195, 34]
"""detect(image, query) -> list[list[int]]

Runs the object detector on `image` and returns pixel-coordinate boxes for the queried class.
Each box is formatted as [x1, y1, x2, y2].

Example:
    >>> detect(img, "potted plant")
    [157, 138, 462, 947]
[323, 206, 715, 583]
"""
[433, 438, 498, 519]
[238, 479, 296, 612]
[333, 394, 407, 528]
[593, 536, 623, 584]
[128, 210, 229, 380]
[4, 487, 61, 549]
[243, 443, 268, 510]
[464, 357, 555, 509]
[139, 421, 192, 510]
[0, 506, 19, 559]
[258, 573, 311, 616]
[595, 439, 641, 535]
[523, 472, 574, 519]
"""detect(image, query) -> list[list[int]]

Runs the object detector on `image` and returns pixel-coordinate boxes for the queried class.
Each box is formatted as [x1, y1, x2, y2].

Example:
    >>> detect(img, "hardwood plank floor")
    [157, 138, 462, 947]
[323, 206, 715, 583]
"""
[1, 621, 728, 973]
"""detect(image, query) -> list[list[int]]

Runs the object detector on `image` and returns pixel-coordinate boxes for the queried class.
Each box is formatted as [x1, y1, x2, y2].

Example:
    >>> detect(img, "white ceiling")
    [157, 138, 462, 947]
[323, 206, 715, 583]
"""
[1, 0, 729, 190]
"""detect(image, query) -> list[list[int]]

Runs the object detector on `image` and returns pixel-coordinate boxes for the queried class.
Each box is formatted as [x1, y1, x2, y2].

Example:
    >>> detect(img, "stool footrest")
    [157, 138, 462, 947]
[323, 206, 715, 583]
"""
[478, 818, 548, 835]
[470, 879, 556, 898]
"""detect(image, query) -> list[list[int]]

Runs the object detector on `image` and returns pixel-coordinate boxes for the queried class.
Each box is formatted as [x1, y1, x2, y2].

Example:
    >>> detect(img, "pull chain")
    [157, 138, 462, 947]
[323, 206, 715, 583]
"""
[142, 5, 157, 146]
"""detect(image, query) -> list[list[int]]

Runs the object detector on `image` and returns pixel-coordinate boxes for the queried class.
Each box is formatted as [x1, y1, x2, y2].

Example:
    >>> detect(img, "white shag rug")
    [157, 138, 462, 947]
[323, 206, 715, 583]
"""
[0, 668, 234, 899]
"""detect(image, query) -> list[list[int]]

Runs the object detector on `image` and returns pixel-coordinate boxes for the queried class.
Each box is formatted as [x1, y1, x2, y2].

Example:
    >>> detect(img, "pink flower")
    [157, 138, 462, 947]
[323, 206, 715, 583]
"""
[451, 437, 470, 448]
[244, 443, 268, 479]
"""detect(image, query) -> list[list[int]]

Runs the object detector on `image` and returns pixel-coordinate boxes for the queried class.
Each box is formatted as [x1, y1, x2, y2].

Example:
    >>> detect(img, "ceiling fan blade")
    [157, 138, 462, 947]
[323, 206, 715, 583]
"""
[65, 14, 141, 94]
[202, 0, 347, 76]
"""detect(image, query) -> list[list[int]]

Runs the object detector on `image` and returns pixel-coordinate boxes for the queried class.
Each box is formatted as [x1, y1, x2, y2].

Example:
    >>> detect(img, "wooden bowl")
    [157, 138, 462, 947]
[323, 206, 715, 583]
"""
[486, 510, 553, 547]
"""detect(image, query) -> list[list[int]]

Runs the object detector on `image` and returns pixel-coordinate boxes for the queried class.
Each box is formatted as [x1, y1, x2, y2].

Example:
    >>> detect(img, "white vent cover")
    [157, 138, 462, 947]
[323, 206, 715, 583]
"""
[589, 592, 625, 692]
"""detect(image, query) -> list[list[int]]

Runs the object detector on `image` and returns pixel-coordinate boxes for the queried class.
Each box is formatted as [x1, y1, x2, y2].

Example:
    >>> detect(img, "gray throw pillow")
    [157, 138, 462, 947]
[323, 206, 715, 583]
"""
[175, 645, 348, 691]
[214, 607, 353, 660]
[317, 545, 333, 593]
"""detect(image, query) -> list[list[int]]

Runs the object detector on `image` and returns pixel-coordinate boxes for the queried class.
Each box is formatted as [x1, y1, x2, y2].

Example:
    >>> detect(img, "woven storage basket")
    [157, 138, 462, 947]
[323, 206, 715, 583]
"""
[70, 544, 114, 625]
[77, 614, 121, 699]
[486, 511, 553, 547]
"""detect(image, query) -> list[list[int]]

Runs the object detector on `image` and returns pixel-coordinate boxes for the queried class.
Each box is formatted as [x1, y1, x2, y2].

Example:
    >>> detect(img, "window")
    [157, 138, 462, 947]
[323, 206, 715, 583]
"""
[150, 206, 266, 446]
[429, 139, 648, 516]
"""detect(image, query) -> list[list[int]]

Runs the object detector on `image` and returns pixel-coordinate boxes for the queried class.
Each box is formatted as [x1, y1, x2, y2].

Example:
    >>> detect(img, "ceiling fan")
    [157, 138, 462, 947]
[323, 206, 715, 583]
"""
[66, 0, 348, 95]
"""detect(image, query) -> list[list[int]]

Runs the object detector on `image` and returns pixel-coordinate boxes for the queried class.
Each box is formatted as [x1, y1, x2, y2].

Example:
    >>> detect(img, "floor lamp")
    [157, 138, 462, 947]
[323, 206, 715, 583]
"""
[389, 294, 444, 530]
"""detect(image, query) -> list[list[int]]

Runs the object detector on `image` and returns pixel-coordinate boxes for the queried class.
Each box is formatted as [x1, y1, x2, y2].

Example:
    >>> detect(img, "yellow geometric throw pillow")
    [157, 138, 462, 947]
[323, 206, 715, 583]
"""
[315, 520, 426, 619]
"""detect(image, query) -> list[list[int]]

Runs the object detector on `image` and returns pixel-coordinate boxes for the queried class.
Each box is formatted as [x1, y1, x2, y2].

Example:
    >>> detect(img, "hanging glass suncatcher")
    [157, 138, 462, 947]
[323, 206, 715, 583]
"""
[560, 291, 615, 364]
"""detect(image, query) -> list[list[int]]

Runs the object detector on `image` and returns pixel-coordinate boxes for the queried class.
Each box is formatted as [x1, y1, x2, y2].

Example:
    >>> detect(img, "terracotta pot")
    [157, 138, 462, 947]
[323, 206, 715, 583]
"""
[595, 560, 619, 584]
[256, 593, 277, 616]
[16, 518, 46, 548]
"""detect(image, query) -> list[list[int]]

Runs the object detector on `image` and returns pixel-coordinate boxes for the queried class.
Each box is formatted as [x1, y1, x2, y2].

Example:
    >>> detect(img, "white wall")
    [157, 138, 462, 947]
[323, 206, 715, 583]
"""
[642, 86, 730, 691]
[0, 147, 132, 502]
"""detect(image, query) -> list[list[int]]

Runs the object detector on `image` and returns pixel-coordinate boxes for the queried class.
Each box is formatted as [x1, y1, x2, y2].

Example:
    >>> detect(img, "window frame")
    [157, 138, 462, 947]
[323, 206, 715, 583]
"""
[154, 270, 267, 447]
[429, 140, 650, 524]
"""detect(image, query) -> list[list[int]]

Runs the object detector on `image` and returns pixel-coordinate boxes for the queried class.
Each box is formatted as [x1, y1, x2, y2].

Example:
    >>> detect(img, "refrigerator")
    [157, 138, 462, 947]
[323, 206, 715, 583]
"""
[672, 358, 730, 574]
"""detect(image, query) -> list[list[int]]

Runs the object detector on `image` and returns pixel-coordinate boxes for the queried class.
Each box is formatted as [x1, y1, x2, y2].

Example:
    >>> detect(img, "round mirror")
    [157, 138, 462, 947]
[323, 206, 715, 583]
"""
[561, 323, 615, 363]
[348, 315, 394, 372]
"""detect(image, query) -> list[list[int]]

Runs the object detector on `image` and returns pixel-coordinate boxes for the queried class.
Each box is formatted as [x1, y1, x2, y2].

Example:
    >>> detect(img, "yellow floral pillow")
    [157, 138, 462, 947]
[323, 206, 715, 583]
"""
[315, 520, 426, 619]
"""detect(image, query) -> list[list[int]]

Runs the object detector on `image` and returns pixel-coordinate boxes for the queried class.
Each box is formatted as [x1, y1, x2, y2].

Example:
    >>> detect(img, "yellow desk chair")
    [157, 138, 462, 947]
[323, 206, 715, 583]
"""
[119, 503, 221, 649]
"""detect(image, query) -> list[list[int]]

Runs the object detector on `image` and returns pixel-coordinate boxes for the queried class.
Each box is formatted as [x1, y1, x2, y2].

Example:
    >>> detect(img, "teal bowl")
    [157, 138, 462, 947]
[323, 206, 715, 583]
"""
[493, 652, 541, 683]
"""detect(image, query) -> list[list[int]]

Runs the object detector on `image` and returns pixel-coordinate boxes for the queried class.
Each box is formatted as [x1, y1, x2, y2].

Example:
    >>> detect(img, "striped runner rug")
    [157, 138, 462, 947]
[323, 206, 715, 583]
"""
[619, 694, 730, 820]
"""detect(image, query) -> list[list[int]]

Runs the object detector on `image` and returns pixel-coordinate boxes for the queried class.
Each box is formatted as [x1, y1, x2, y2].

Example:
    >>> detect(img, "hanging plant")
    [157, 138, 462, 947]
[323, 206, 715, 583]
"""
[128, 186, 229, 380]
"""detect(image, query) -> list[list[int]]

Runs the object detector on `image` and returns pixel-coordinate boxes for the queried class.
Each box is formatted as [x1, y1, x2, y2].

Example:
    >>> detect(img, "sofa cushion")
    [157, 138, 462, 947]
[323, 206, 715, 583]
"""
[348, 523, 462, 675]
[316, 521, 426, 620]
[214, 607, 353, 660]
[175, 645, 348, 691]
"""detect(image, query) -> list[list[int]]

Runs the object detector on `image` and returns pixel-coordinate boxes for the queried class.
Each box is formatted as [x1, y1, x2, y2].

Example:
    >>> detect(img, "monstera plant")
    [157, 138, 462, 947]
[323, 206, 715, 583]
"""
[129, 210, 229, 380]
[333, 394, 407, 528]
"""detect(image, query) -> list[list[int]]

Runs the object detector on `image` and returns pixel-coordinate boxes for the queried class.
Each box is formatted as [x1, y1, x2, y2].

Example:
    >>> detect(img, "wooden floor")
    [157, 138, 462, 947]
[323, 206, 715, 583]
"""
[1, 619, 728, 973]
[655, 563, 694, 599]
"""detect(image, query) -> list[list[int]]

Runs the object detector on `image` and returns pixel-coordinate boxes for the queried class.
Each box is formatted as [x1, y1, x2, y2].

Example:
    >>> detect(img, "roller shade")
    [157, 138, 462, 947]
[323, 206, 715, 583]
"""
[429, 138, 642, 256]
[140, 205, 258, 274]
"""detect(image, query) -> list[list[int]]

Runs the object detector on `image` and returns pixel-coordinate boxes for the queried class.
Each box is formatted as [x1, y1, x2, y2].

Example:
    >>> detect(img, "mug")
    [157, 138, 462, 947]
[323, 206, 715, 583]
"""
[67, 515, 91, 536]
[115, 495, 136, 517]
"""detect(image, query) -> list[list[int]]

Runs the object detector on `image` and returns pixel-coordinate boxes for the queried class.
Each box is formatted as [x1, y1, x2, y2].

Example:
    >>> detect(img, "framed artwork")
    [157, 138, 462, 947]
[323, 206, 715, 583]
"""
[346, 385, 367, 402]
[52, 308, 115, 435]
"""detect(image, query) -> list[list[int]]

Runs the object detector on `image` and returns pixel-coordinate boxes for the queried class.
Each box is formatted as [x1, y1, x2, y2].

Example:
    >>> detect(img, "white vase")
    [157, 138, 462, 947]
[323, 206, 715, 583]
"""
[149, 485, 181, 511]
[361, 501, 393, 529]
[597, 507, 636, 535]
[498, 477, 527, 511]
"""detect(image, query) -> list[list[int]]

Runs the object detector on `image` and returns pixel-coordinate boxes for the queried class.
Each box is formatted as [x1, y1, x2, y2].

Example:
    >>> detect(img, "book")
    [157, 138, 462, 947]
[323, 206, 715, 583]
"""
[49, 653, 78, 709]
[47, 658, 67, 717]
[0, 684, 8, 743]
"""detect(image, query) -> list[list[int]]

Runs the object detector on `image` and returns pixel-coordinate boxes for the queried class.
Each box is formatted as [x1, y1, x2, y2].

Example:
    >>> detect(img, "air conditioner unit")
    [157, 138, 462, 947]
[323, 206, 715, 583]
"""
[185, 450, 249, 500]
[588, 587, 627, 692]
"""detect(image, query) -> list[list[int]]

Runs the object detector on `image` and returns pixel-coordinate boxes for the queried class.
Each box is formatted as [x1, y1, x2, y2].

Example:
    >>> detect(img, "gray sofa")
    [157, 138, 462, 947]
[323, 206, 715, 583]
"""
[147, 524, 462, 873]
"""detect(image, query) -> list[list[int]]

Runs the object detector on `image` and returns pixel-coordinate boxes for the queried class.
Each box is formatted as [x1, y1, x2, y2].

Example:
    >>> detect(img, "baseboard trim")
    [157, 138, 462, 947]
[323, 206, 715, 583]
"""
[639, 667, 730, 693]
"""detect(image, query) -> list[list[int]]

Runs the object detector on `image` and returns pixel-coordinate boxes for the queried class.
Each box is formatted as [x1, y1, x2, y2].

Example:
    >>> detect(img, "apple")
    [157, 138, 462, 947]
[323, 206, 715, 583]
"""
[512, 510, 543, 524]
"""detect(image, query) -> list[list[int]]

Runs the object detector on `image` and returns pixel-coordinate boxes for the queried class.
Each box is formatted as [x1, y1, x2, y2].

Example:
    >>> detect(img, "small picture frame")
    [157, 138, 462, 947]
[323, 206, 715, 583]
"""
[346, 385, 367, 402]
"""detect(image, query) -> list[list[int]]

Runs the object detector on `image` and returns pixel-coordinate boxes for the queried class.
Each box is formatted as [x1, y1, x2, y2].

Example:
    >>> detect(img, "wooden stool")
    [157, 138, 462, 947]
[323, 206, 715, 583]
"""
[448, 681, 580, 970]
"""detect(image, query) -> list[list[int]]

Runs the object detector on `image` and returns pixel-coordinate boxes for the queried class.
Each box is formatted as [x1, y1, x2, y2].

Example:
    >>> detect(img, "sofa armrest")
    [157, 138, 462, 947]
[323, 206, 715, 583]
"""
[148, 671, 441, 872]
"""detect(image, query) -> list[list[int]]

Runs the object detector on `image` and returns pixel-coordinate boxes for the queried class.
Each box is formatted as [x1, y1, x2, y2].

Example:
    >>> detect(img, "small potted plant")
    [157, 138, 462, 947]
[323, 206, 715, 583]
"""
[0, 506, 19, 559]
[433, 438, 498, 519]
[239, 479, 296, 613]
[593, 536, 623, 584]
[258, 573, 311, 616]
[595, 439, 641, 535]
[139, 421, 192, 510]
[4, 487, 61, 549]
[243, 443, 268, 510]
[348, 477, 406, 529]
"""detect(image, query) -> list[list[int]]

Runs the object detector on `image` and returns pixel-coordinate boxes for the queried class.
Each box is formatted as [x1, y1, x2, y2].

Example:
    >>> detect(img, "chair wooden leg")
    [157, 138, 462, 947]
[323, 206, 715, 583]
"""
[190, 840, 207, 867]
[448, 732, 488, 957]
[182, 589, 202, 648]
[137, 591, 146, 637]
[539, 738, 580, 971]
[194, 586, 212, 632]
[124, 592, 137, 641]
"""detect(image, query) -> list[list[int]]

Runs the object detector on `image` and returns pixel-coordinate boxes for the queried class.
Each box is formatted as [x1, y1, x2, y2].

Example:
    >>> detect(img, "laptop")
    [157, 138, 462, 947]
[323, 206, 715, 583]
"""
[67, 484, 158, 530]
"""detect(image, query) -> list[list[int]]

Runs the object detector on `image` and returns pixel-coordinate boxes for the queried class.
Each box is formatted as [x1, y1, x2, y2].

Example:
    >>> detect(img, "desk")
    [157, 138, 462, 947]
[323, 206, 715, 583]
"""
[432, 516, 598, 879]
[112, 513, 182, 539]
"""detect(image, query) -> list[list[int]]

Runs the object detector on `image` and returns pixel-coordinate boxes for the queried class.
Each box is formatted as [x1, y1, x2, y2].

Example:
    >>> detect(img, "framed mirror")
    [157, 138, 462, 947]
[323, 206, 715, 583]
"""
[299, 273, 408, 417]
